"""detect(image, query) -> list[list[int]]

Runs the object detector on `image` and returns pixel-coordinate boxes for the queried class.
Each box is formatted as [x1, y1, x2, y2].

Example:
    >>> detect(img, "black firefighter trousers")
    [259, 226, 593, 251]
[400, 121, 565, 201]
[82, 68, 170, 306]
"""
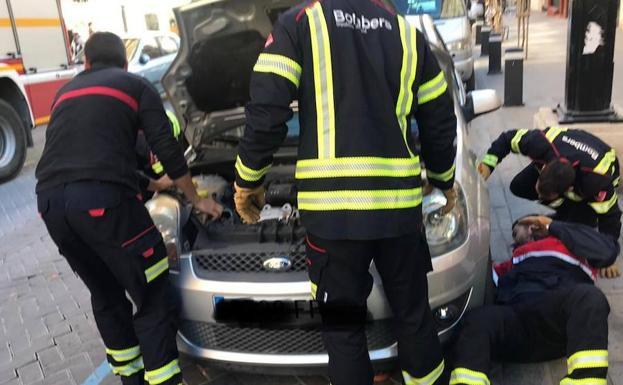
[305, 230, 445, 385]
[37, 182, 182, 385]
[450, 284, 610, 385]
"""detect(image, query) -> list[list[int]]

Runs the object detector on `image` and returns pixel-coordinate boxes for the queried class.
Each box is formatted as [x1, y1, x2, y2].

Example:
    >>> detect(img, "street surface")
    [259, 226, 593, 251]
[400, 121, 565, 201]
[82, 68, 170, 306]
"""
[0, 11, 622, 385]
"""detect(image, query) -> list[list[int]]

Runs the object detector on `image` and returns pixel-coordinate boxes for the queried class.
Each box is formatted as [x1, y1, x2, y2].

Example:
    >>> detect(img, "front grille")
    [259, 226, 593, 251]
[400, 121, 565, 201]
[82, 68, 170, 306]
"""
[179, 320, 395, 355]
[194, 250, 307, 273]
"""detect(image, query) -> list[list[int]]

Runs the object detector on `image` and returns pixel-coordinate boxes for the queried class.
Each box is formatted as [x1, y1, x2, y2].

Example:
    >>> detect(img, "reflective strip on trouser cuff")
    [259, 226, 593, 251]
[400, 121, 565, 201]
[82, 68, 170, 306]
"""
[145, 257, 169, 283]
[567, 350, 608, 374]
[482, 154, 498, 168]
[145, 359, 181, 385]
[427, 164, 455, 183]
[418, 70, 448, 105]
[403, 360, 445, 385]
[560, 378, 607, 385]
[253, 53, 302, 87]
[613, 176, 620, 187]
[594, 149, 616, 175]
[106, 345, 141, 362]
[310, 282, 317, 299]
[449, 368, 491, 385]
[511, 129, 528, 153]
[396, 16, 417, 157]
[547, 198, 565, 208]
[111, 356, 144, 377]
[565, 191, 583, 202]
[235, 156, 272, 182]
[307, 2, 335, 159]
[589, 193, 618, 214]
[152, 161, 164, 174]
[165, 110, 181, 139]
[295, 157, 421, 179]
[298, 188, 422, 211]
[545, 126, 567, 142]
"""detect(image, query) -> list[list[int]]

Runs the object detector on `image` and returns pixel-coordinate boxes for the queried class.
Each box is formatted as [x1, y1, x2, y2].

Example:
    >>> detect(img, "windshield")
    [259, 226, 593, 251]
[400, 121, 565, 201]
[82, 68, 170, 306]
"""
[393, 0, 466, 19]
[123, 39, 140, 61]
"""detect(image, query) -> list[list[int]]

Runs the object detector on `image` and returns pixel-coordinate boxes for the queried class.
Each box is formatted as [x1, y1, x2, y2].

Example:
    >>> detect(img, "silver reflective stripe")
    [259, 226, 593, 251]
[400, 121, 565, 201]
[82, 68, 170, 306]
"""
[297, 189, 423, 211]
[295, 157, 421, 179]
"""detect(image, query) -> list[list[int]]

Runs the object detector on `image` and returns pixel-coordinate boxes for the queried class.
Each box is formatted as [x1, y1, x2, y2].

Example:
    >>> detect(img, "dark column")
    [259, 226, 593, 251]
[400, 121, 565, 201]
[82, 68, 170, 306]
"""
[504, 48, 524, 106]
[481, 26, 491, 56]
[488, 33, 502, 74]
[557, 0, 621, 122]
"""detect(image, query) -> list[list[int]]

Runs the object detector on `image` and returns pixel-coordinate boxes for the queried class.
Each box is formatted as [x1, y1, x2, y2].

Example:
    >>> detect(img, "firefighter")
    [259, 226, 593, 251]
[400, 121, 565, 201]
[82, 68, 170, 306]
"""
[450, 215, 617, 385]
[35, 32, 223, 385]
[233, 1, 457, 385]
[478, 127, 622, 278]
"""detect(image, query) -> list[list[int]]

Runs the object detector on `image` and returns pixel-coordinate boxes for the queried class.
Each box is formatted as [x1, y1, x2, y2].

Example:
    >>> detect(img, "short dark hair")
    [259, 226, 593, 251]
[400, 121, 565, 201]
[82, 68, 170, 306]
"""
[84, 32, 126, 68]
[538, 159, 576, 197]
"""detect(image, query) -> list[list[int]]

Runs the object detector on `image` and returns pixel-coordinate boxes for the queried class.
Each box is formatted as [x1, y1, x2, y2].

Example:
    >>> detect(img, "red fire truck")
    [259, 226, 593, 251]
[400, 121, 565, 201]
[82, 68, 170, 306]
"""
[0, 0, 77, 182]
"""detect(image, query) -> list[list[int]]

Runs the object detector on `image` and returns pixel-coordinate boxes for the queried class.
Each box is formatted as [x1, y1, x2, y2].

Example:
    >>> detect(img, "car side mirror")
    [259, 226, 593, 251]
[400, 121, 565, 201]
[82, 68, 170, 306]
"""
[139, 54, 151, 65]
[462, 89, 501, 123]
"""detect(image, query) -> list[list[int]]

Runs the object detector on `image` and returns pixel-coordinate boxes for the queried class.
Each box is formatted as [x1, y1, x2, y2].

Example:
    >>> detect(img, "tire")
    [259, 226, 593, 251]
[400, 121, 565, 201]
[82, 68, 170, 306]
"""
[465, 71, 476, 92]
[0, 100, 27, 183]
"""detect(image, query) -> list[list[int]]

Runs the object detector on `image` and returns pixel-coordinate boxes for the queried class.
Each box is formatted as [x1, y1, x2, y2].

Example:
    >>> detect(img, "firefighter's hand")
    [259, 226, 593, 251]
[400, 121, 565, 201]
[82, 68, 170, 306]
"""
[193, 197, 223, 220]
[234, 183, 266, 224]
[441, 187, 458, 215]
[518, 215, 553, 230]
[153, 175, 174, 191]
[600, 264, 621, 279]
[477, 163, 492, 181]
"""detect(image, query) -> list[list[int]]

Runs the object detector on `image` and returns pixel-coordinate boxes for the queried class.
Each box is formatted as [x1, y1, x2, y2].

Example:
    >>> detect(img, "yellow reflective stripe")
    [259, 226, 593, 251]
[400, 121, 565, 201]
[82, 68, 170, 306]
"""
[589, 193, 618, 214]
[427, 164, 455, 182]
[403, 360, 445, 385]
[560, 378, 607, 385]
[449, 368, 490, 385]
[295, 156, 421, 179]
[111, 356, 144, 377]
[613, 176, 620, 187]
[106, 345, 141, 362]
[165, 110, 181, 139]
[235, 156, 272, 182]
[417, 70, 448, 105]
[545, 126, 567, 142]
[145, 359, 181, 385]
[145, 257, 169, 283]
[298, 188, 422, 211]
[253, 53, 302, 87]
[482, 154, 499, 168]
[310, 282, 317, 299]
[565, 191, 583, 202]
[307, 2, 335, 159]
[396, 16, 418, 157]
[511, 129, 529, 153]
[152, 161, 164, 174]
[593, 149, 616, 175]
[567, 350, 608, 374]
[548, 198, 565, 208]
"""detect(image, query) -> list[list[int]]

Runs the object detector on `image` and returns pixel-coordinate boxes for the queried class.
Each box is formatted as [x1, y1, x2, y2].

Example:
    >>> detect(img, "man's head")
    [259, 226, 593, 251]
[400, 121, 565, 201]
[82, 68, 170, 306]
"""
[84, 32, 127, 70]
[512, 215, 549, 247]
[536, 159, 576, 201]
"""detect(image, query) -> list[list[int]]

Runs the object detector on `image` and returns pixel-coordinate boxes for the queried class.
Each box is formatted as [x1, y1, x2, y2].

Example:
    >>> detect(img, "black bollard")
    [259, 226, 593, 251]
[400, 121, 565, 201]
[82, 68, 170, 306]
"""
[488, 33, 502, 74]
[474, 21, 484, 45]
[481, 26, 491, 56]
[504, 48, 524, 106]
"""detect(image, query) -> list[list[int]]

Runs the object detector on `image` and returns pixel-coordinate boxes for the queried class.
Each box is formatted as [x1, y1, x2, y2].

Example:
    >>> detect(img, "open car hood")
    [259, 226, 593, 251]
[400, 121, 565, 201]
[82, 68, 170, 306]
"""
[163, 0, 298, 148]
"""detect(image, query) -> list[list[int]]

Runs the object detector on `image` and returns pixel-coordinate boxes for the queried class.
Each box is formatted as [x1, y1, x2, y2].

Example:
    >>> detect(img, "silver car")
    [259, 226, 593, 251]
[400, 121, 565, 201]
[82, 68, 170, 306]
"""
[151, 0, 499, 372]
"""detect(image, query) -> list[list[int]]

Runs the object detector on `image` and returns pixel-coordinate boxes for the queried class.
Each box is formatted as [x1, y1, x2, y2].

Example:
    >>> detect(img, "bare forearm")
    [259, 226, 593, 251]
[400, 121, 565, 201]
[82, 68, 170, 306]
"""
[174, 173, 200, 204]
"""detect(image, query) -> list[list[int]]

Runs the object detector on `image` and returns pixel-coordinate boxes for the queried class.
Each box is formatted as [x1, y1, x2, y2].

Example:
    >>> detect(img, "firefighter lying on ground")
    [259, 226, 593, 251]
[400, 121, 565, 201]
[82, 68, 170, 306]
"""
[450, 215, 617, 385]
[478, 127, 622, 278]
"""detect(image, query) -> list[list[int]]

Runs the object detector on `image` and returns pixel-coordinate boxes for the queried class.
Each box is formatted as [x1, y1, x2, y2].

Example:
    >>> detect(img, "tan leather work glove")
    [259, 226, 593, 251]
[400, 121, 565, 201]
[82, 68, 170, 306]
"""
[234, 183, 266, 224]
[599, 264, 621, 279]
[477, 163, 492, 181]
[423, 182, 457, 215]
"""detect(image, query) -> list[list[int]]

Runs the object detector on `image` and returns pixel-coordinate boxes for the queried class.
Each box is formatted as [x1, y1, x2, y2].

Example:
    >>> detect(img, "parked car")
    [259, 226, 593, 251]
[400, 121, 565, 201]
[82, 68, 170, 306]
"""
[154, 0, 499, 372]
[395, 0, 476, 90]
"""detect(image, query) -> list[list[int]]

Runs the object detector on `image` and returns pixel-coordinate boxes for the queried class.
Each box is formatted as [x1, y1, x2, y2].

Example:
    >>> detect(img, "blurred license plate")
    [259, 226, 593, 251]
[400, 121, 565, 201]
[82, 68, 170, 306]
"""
[213, 297, 320, 325]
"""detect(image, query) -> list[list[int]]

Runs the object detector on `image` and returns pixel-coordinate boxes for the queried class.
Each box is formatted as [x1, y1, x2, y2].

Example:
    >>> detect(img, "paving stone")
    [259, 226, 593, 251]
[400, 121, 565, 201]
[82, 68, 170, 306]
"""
[0, 368, 17, 384]
[16, 362, 43, 384]
[36, 348, 62, 375]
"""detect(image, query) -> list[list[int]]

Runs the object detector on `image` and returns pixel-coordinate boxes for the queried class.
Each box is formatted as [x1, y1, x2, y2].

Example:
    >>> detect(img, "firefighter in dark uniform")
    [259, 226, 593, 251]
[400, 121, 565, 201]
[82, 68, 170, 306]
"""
[232, 1, 457, 385]
[35, 33, 223, 385]
[450, 215, 617, 385]
[478, 127, 622, 278]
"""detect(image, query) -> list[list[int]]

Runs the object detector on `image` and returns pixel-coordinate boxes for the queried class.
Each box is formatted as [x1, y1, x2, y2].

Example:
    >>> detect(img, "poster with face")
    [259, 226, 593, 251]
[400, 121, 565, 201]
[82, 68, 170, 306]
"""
[582, 21, 604, 55]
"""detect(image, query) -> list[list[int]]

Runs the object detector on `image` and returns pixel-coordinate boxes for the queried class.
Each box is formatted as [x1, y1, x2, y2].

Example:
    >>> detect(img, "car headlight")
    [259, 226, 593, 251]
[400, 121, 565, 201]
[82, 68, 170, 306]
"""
[422, 185, 468, 257]
[446, 40, 469, 52]
[146, 194, 182, 271]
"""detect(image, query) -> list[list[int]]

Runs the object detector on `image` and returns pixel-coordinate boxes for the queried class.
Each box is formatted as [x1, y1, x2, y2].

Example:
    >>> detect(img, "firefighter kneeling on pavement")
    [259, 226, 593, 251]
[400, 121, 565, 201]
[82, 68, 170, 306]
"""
[232, 1, 457, 385]
[450, 215, 616, 385]
[35, 32, 223, 385]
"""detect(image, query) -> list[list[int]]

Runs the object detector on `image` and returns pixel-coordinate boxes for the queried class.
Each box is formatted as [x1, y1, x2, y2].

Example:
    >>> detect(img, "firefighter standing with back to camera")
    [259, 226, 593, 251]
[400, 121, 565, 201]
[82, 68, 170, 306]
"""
[35, 33, 222, 385]
[478, 127, 622, 278]
[233, 1, 457, 385]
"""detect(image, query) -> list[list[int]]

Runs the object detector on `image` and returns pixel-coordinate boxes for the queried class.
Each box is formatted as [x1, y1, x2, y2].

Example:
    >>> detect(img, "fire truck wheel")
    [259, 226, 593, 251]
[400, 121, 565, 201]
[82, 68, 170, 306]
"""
[0, 100, 27, 184]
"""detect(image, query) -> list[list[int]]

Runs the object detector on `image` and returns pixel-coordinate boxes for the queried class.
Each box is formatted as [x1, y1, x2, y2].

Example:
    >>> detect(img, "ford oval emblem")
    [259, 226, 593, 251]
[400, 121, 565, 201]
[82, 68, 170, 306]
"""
[263, 256, 292, 272]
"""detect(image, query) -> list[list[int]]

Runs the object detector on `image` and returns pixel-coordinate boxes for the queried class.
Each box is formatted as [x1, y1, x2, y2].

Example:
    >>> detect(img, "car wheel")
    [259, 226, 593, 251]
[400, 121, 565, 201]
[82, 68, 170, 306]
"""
[465, 71, 476, 92]
[0, 100, 27, 183]
[483, 252, 496, 305]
